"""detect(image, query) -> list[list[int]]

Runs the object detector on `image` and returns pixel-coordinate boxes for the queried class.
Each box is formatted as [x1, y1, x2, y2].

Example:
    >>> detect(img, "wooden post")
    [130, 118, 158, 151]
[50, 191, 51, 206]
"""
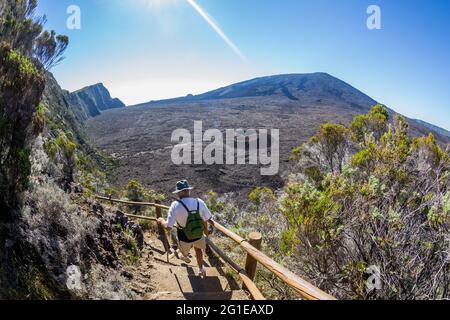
[155, 199, 164, 237]
[245, 232, 262, 281]
[206, 238, 265, 300]
[156, 200, 170, 258]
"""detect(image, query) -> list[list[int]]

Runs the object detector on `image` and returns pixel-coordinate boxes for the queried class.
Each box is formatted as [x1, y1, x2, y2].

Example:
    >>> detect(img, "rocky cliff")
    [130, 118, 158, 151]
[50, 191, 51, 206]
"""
[70, 83, 125, 120]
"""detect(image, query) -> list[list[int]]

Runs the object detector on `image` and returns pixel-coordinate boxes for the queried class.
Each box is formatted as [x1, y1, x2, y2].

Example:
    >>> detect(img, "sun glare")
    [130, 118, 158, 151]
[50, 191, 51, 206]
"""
[134, 0, 246, 60]
[140, 0, 180, 10]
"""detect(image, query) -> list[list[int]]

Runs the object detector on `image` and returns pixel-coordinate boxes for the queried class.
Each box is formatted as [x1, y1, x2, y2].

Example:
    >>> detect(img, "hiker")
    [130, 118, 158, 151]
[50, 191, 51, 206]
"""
[157, 180, 212, 277]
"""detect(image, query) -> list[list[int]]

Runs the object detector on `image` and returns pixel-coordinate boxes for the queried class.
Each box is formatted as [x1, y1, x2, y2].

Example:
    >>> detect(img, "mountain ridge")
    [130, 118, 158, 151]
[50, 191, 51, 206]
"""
[413, 119, 450, 138]
[133, 72, 449, 139]
[69, 83, 125, 120]
[86, 72, 449, 197]
[137, 73, 377, 110]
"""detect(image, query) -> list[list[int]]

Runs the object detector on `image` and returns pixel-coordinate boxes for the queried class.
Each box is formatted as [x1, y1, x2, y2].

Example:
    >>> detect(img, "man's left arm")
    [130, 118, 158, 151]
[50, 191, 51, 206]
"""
[157, 202, 177, 230]
[157, 218, 170, 230]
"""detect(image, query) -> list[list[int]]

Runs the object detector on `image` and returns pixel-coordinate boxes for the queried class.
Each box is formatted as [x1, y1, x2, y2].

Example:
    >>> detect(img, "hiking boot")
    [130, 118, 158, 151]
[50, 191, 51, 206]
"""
[180, 255, 191, 264]
[174, 249, 191, 264]
[198, 268, 207, 278]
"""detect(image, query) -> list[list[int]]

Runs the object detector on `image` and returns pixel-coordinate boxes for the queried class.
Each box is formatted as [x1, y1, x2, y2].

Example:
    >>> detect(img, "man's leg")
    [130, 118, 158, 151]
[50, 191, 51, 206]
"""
[170, 228, 178, 250]
[178, 241, 192, 263]
[194, 247, 204, 269]
[194, 237, 207, 277]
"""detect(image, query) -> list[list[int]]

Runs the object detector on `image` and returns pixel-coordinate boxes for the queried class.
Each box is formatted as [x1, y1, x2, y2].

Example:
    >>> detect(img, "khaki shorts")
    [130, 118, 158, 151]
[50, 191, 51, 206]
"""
[178, 237, 206, 257]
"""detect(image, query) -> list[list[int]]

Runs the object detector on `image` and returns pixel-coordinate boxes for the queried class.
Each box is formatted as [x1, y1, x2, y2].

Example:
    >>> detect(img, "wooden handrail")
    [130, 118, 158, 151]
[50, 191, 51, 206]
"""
[95, 196, 170, 210]
[209, 220, 335, 300]
[126, 213, 157, 221]
[96, 195, 336, 300]
[206, 238, 265, 301]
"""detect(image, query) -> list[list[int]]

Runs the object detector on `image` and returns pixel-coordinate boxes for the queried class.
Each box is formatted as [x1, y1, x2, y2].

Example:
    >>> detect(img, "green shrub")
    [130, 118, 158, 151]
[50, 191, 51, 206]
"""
[123, 230, 140, 266]
[282, 105, 450, 299]
[43, 139, 58, 159]
[7, 49, 38, 80]
[248, 187, 275, 206]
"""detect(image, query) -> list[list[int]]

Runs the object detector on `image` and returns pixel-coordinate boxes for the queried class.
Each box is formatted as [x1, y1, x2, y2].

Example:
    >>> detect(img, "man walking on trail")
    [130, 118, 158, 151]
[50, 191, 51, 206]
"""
[157, 180, 212, 278]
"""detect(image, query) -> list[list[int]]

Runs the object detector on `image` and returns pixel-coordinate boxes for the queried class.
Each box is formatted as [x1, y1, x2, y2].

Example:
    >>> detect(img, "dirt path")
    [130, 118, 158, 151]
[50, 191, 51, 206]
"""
[126, 231, 249, 300]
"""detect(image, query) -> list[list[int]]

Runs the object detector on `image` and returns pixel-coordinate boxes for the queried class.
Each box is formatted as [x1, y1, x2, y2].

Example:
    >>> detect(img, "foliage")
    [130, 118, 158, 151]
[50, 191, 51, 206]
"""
[0, 1, 137, 300]
[15, 147, 32, 191]
[349, 103, 389, 143]
[311, 123, 349, 173]
[124, 179, 165, 203]
[122, 179, 165, 229]
[204, 191, 240, 227]
[0, 0, 68, 70]
[205, 189, 296, 299]
[122, 229, 140, 266]
[125, 179, 144, 202]
[12, 264, 55, 300]
[33, 30, 69, 69]
[0, 0, 68, 219]
[284, 105, 450, 299]
[6, 48, 38, 79]
[84, 265, 135, 300]
[0, 42, 44, 218]
[11, 138, 140, 299]
[32, 101, 46, 133]
[248, 187, 276, 207]
[42, 132, 78, 190]
[55, 133, 77, 184]
[288, 122, 350, 184]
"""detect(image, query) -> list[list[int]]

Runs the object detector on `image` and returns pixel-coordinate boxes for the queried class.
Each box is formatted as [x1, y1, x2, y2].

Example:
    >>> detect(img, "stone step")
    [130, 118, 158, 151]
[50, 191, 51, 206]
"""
[150, 266, 239, 293]
[146, 290, 249, 301]
[149, 241, 216, 268]
[152, 251, 215, 268]
[145, 233, 248, 301]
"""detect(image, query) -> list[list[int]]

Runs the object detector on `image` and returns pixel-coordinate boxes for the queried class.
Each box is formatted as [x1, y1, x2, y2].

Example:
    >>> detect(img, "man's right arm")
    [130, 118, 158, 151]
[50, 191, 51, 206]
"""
[199, 199, 213, 221]
[199, 199, 213, 236]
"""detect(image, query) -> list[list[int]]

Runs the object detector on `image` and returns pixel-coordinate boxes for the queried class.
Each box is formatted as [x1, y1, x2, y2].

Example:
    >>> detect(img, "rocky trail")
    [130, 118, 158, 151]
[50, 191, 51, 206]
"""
[95, 197, 335, 301]
[126, 231, 249, 300]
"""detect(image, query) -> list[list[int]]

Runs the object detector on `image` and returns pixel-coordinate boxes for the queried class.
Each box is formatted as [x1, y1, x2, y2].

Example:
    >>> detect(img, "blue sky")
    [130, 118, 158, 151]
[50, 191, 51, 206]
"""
[38, 0, 450, 130]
